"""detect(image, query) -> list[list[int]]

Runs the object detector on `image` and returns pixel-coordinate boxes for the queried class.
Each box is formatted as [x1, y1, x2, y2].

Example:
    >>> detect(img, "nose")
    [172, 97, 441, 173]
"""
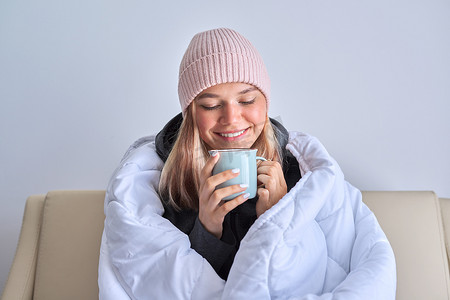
[220, 103, 241, 125]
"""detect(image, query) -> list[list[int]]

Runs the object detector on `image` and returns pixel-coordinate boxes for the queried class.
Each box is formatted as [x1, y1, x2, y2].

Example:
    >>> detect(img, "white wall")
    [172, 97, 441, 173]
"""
[1, 0, 449, 293]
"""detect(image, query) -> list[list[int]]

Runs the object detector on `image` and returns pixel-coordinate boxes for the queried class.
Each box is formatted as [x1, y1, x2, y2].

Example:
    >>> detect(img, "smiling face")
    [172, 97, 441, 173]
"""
[193, 82, 267, 150]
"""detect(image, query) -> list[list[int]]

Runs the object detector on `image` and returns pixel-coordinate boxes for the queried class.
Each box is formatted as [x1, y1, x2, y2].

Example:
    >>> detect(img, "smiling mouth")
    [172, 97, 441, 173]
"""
[218, 129, 247, 138]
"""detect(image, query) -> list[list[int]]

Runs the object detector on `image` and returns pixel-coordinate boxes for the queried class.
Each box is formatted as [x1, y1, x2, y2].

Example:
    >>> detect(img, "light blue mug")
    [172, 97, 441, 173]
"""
[209, 149, 267, 200]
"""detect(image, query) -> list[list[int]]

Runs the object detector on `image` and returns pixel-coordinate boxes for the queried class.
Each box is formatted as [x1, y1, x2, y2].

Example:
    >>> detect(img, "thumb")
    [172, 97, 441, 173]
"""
[257, 187, 269, 202]
[256, 188, 270, 217]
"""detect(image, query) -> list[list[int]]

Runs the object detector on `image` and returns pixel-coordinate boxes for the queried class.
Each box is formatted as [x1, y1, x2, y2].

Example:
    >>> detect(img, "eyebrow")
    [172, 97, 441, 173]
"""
[196, 92, 219, 100]
[239, 86, 258, 95]
[196, 86, 258, 100]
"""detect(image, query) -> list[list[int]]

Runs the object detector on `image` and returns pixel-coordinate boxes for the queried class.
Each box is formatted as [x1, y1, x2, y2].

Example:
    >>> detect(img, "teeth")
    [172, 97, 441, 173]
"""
[219, 129, 245, 138]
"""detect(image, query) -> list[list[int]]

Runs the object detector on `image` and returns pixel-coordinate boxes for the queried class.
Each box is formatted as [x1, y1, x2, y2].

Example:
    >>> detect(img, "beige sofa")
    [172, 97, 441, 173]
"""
[2, 190, 450, 300]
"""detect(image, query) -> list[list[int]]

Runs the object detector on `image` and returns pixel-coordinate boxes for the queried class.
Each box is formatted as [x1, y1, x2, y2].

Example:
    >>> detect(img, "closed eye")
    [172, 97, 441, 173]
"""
[240, 98, 256, 105]
[200, 104, 221, 111]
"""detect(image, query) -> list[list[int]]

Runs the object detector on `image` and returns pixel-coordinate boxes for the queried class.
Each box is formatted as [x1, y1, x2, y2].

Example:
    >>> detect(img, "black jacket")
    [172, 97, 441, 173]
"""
[155, 113, 301, 280]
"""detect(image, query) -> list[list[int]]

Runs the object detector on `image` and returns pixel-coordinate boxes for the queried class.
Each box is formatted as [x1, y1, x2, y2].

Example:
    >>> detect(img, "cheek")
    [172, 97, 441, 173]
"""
[248, 104, 267, 129]
[195, 110, 214, 138]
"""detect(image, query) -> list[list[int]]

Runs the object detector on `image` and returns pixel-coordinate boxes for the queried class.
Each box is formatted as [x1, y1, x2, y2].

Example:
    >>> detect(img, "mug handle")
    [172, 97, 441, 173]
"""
[256, 156, 267, 161]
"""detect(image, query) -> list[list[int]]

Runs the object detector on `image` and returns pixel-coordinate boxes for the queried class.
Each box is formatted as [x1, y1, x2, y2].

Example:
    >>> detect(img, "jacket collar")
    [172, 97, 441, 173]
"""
[155, 113, 290, 163]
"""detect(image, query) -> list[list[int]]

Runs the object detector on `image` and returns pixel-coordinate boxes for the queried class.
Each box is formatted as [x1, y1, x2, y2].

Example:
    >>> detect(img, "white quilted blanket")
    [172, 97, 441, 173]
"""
[98, 132, 396, 299]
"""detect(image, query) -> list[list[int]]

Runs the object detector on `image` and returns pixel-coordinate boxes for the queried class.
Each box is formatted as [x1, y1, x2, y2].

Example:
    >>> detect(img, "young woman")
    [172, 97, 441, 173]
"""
[99, 28, 396, 299]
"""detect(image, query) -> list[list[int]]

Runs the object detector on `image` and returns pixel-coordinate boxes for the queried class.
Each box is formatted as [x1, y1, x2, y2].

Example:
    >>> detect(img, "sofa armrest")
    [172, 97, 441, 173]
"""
[439, 198, 450, 266]
[32, 190, 105, 299]
[362, 191, 450, 300]
[2, 195, 45, 300]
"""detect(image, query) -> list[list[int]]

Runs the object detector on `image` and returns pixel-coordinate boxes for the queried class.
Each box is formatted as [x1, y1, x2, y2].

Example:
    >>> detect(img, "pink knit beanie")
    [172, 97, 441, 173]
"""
[178, 28, 270, 115]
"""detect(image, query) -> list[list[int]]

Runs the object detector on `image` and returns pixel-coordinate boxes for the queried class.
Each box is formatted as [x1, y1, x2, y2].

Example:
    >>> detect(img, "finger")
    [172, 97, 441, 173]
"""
[257, 163, 284, 187]
[257, 158, 273, 167]
[200, 151, 221, 180]
[210, 183, 249, 205]
[256, 188, 270, 217]
[257, 160, 277, 167]
[257, 162, 282, 174]
[206, 168, 241, 190]
[257, 174, 271, 185]
[257, 166, 275, 178]
[199, 168, 242, 208]
[219, 192, 251, 214]
[257, 187, 270, 202]
[257, 164, 269, 172]
[257, 174, 276, 193]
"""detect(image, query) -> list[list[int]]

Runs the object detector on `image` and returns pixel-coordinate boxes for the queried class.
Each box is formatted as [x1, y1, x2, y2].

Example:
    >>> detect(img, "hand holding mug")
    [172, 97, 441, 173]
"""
[256, 160, 287, 217]
[198, 151, 251, 239]
[210, 149, 266, 200]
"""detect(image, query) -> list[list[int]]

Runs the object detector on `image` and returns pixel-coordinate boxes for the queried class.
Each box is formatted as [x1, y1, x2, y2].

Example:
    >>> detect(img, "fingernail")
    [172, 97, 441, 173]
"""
[242, 193, 250, 199]
[210, 150, 218, 157]
[231, 168, 240, 173]
[240, 183, 249, 188]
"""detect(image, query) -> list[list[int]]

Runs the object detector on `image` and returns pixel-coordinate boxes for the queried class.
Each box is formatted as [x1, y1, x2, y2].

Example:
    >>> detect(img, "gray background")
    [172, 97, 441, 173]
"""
[1, 0, 449, 293]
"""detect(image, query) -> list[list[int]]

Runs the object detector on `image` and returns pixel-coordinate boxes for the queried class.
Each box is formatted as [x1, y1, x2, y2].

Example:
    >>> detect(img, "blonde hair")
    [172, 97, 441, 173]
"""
[158, 104, 282, 211]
